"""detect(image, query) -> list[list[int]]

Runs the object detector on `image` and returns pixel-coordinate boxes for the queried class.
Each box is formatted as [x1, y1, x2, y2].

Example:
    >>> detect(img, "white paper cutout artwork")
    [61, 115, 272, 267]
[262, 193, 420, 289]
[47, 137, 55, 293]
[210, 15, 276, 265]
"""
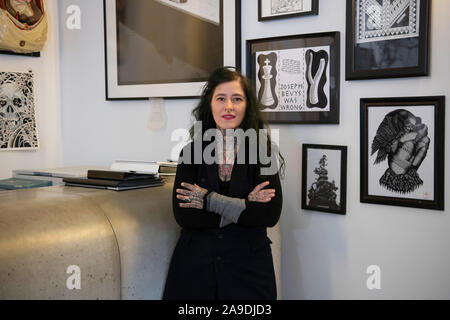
[356, 0, 420, 43]
[255, 45, 330, 112]
[0, 70, 39, 150]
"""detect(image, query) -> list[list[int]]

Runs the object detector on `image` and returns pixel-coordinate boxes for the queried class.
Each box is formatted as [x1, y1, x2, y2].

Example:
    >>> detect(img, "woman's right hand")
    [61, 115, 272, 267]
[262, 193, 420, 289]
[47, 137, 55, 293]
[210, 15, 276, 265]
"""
[248, 181, 275, 203]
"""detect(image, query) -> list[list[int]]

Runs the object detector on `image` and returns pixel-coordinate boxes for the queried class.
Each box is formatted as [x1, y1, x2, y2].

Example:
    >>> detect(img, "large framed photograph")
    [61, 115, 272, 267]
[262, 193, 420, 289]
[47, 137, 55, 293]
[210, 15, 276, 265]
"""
[346, 0, 430, 80]
[246, 31, 340, 124]
[258, 0, 319, 21]
[361, 96, 445, 210]
[103, 0, 241, 100]
[302, 144, 347, 214]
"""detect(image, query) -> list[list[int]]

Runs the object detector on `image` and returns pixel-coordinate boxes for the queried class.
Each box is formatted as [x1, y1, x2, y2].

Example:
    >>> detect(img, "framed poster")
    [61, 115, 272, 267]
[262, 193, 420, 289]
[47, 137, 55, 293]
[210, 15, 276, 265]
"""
[346, 0, 430, 80]
[360, 96, 445, 210]
[103, 0, 241, 100]
[302, 144, 347, 214]
[258, 0, 319, 21]
[246, 31, 340, 124]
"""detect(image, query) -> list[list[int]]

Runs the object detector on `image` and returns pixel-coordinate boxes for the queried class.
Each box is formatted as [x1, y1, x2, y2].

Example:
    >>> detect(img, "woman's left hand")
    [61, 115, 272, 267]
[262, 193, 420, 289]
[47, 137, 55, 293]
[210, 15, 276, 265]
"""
[176, 182, 208, 209]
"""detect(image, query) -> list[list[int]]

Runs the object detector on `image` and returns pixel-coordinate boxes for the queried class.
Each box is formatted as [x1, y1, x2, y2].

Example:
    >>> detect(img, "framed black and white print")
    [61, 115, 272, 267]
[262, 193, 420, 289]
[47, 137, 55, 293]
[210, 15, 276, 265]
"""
[346, 0, 430, 80]
[302, 144, 347, 214]
[246, 32, 340, 124]
[104, 0, 241, 99]
[258, 0, 319, 21]
[361, 96, 445, 210]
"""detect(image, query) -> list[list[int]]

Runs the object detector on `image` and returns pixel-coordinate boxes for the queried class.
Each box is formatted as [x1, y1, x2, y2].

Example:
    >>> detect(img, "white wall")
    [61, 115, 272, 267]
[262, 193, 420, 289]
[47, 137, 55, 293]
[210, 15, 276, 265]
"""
[0, 0, 62, 179]
[58, 0, 450, 299]
[59, 0, 194, 167]
[239, 0, 449, 299]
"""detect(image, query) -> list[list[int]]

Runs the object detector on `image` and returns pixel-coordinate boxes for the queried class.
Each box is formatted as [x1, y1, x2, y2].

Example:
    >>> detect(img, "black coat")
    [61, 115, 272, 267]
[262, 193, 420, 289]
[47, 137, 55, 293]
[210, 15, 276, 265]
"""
[163, 141, 283, 300]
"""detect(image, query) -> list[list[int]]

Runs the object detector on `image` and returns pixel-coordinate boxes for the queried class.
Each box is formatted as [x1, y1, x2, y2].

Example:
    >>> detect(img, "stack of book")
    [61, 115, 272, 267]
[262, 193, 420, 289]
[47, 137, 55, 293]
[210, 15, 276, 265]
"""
[157, 161, 177, 175]
[63, 170, 164, 191]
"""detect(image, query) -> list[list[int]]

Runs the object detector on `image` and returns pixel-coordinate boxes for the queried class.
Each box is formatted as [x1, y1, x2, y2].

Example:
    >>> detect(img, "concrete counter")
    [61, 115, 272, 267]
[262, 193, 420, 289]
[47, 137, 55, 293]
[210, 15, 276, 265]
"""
[0, 177, 281, 299]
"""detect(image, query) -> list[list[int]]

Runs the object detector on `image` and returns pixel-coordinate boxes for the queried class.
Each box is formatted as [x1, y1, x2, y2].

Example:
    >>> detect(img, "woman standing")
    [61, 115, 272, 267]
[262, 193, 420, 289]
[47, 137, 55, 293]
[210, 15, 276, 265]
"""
[163, 67, 284, 300]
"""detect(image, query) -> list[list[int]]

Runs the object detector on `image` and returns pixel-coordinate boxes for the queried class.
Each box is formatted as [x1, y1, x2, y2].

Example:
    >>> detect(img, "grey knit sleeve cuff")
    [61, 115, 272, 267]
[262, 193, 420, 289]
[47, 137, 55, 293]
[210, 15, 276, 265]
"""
[206, 192, 246, 227]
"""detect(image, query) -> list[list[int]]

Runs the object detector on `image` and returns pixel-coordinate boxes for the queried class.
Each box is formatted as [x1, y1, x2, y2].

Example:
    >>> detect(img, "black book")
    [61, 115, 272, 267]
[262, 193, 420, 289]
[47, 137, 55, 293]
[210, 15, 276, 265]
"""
[63, 177, 163, 189]
[87, 170, 158, 181]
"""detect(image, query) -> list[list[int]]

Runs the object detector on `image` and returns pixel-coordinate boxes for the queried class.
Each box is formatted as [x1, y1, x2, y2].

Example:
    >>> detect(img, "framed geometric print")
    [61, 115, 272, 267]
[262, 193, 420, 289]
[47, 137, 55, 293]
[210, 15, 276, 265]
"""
[346, 0, 430, 80]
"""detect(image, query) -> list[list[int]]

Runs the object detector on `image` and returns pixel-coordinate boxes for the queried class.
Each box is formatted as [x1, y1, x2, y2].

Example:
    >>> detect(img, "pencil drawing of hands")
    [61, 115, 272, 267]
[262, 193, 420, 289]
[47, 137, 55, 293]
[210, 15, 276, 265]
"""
[371, 109, 430, 194]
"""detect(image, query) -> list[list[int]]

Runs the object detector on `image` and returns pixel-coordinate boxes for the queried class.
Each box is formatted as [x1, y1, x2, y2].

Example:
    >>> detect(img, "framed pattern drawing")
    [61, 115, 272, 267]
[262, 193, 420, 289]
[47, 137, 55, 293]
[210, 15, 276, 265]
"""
[103, 0, 241, 100]
[360, 96, 445, 210]
[246, 31, 340, 124]
[258, 0, 319, 21]
[346, 0, 430, 80]
[302, 144, 347, 214]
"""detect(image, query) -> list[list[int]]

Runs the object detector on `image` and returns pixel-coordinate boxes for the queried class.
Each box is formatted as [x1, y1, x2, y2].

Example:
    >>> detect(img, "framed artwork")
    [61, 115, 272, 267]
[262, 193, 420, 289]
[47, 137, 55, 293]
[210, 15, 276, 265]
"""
[0, 70, 39, 150]
[360, 96, 445, 210]
[258, 0, 319, 21]
[346, 0, 430, 80]
[246, 31, 340, 124]
[302, 144, 347, 214]
[103, 0, 241, 100]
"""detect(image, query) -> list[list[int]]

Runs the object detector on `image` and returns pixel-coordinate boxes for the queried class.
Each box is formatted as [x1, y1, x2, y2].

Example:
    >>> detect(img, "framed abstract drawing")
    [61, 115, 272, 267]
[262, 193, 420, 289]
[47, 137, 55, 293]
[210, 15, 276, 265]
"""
[346, 0, 430, 80]
[103, 0, 241, 100]
[246, 31, 340, 124]
[258, 0, 319, 21]
[302, 144, 347, 215]
[360, 96, 445, 210]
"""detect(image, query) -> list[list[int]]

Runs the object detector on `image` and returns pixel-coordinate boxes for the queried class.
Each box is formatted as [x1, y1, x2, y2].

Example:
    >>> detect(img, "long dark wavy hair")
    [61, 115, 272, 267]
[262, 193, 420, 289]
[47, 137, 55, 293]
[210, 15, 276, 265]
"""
[189, 67, 285, 178]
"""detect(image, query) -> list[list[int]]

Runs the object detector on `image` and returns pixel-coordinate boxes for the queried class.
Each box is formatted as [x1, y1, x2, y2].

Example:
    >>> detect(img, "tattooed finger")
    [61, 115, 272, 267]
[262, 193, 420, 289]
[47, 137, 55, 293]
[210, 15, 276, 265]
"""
[176, 188, 190, 196]
[180, 182, 195, 190]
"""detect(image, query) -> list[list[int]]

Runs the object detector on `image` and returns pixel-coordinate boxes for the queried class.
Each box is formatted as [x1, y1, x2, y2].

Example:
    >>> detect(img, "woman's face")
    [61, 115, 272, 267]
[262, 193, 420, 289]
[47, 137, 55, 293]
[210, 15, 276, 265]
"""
[211, 80, 247, 131]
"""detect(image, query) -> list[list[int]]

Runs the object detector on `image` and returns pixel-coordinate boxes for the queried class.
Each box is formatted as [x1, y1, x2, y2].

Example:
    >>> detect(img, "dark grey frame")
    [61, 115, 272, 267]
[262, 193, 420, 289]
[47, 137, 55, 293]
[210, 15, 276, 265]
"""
[360, 96, 445, 210]
[346, 0, 430, 80]
[302, 144, 348, 215]
[246, 31, 340, 124]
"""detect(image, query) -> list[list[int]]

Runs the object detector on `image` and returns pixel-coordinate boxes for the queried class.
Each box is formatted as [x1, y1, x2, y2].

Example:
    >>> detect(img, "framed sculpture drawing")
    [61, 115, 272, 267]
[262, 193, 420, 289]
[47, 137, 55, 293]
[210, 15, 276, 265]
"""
[258, 0, 319, 21]
[360, 96, 445, 210]
[302, 144, 347, 215]
[103, 0, 241, 100]
[246, 31, 340, 124]
[346, 0, 430, 80]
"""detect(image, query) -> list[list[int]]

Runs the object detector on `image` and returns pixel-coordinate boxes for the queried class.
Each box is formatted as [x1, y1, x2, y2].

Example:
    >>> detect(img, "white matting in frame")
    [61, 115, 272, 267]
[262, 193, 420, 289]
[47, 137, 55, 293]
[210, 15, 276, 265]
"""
[367, 104, 435, 201]
[306, 148, 342, 207]
[255, 45, 330, 112]
[356, 0, 420, 44]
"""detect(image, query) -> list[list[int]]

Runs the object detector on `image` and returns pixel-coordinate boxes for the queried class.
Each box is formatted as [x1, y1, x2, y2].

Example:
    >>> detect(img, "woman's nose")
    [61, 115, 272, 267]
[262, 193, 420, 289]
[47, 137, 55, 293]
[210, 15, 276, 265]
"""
[224, 99, 234, 111]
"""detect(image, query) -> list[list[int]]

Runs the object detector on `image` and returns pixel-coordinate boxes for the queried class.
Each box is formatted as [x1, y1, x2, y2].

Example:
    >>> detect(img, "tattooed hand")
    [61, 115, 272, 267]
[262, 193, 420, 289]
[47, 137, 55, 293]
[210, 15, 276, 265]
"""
[248, 181, 275, 203]
[177, 182, 208, 209]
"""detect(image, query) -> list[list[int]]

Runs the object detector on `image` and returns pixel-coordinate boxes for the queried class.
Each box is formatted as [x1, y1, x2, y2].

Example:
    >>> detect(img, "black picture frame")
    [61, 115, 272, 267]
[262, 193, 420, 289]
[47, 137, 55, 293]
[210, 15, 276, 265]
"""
[246, 31, 340, 124]
[103, 0, 241, 100]
[302, 144, 347, 215]
[345, 0, 430, 80]
[360, 96, 445, 211]
[258, 0, 319, 21]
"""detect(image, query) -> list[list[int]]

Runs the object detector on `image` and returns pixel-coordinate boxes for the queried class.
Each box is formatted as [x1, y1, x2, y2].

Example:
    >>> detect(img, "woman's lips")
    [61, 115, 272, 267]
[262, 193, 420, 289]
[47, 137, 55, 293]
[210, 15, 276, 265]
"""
[222, 115, 236, 120]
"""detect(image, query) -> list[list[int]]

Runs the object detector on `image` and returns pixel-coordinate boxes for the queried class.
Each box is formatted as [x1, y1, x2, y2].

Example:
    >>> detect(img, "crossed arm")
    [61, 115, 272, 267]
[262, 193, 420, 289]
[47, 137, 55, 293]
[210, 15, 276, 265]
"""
[172, 160, 282, 229]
